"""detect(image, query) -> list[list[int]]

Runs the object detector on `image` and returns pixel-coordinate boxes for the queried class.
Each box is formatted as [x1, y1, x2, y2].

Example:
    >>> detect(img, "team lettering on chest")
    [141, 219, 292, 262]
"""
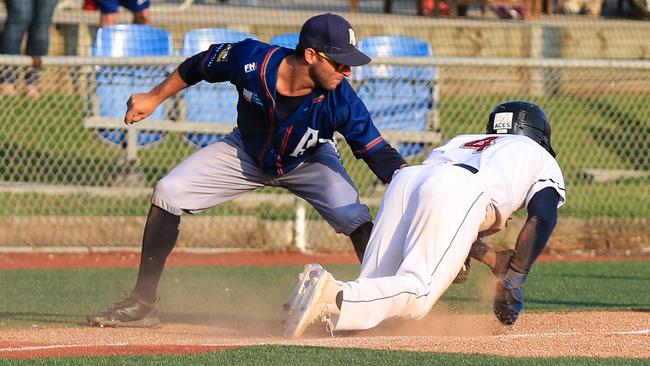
[290, 127, 333, 157]
[289, 96, 332, 157]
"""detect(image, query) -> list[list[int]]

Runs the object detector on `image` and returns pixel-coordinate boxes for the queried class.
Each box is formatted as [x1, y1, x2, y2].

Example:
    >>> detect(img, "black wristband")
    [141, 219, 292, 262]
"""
[363, 144, 407, 184]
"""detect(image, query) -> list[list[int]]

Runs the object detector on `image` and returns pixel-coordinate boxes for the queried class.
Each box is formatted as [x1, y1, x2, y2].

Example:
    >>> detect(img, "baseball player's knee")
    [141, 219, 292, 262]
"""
[403, 295, 431, 320]
[342, 214, 372, 236]
[399, 275, 431, 318]
[151, 178, 187, 216]
[153, 176, 184, 202]
[327, 205, 371, 236]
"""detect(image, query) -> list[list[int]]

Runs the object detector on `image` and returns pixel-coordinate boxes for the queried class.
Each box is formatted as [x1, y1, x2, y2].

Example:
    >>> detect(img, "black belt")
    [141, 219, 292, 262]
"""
[453, 163, 478, 174]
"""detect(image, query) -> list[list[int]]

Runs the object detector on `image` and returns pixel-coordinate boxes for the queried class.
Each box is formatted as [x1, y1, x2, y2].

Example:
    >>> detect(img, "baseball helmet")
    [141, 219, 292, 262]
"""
[486, 100, 556, 157]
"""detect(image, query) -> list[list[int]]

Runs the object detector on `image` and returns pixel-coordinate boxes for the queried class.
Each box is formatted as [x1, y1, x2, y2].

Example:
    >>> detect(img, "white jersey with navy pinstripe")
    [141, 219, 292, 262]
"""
[333, 133, 565, 331]
[423, 134, 566, 230]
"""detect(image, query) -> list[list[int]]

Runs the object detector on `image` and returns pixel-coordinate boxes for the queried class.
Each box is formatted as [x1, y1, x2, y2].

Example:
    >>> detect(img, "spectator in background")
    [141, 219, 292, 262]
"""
[83, 0, 151, 27]
[493, 5, 526, 19]
[0, 0, 57, 98]
[422, 0, 450, 16]
[559, 0, 602, 15]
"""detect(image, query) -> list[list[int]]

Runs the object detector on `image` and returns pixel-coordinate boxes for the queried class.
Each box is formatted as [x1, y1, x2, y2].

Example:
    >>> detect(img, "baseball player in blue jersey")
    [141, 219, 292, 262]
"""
[282, 101, 566, 337]
[87, 13, 407, 328]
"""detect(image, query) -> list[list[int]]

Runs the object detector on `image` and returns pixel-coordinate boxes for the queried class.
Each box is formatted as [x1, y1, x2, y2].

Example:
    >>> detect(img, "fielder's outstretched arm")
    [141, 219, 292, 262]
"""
[124, 68, 189, 125]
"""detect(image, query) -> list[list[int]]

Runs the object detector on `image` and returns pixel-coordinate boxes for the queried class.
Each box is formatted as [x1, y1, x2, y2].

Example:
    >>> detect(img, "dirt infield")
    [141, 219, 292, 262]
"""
[1, 251, 649, 359]
[1, 312, 648, 359]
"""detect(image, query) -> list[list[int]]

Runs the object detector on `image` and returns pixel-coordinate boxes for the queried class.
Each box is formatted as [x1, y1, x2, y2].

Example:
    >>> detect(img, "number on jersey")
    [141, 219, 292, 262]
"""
[461, 136, 498, 153]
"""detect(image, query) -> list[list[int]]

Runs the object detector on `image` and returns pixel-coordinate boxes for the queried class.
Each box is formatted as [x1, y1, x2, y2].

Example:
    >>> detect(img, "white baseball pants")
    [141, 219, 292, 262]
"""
[335, 164, 490, 331]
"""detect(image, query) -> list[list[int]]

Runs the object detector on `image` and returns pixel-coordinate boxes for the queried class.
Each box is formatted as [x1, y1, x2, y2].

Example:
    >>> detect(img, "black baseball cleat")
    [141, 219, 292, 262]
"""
[87, 291, 159, 328]
[493, 277, 524, 325]
[452, 257, 471, 284]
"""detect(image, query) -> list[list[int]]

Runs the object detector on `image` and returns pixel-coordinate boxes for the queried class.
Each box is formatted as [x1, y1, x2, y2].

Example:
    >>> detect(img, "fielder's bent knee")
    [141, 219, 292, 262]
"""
[153, 176, 182, 199]
[337, 207, 372, 236]
[151, 177, 184, 216]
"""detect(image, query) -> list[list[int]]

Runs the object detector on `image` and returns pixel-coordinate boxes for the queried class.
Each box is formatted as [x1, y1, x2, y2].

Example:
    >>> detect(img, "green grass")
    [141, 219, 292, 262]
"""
[3, 346, 649, 366]
[0, 192, 298, 218]
[0, 261, 648, 364]
[1, 261, 648, 328]
[556, 178, 650, 218]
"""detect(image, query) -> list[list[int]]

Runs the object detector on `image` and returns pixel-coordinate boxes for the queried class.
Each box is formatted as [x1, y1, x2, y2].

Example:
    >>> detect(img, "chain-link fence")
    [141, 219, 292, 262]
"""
[1, 3, 649, 252]
[1, 54, 648, 251]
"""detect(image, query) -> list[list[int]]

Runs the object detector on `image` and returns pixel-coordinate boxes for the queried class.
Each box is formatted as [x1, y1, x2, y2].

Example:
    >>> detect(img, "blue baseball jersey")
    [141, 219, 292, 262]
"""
[193, 39, 388, 176]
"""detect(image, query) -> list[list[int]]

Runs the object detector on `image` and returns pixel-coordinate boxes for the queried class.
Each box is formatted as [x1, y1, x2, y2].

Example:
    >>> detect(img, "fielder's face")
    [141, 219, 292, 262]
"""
[306, 48, 351, 91]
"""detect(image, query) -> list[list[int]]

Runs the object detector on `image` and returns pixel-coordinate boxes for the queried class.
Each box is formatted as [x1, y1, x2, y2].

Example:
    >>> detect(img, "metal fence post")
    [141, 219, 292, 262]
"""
[293, 198, 307, 252]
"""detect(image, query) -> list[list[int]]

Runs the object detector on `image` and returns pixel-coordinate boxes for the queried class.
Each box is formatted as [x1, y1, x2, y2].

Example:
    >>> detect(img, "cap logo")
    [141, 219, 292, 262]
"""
[348, 29, 356, 46]
[493, 112, 513, 133]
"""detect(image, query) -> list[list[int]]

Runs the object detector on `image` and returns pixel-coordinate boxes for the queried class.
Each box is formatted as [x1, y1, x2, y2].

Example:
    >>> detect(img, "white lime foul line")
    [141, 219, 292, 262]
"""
[0, 341, 268, 353]
[492, 328, 650, 339]
[0, 342, 129, 352]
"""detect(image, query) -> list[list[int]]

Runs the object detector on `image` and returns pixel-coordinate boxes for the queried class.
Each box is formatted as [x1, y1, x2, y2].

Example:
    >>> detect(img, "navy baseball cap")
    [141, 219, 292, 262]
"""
[298, 13, 371, 67]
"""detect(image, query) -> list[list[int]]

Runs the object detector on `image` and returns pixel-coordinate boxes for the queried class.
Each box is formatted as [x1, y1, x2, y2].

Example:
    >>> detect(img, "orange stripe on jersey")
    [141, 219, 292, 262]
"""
[259, 47, 279, 103]
[355, 136, 384, 156]
[257, 47, 280, 167]
[276, 125, 294, 176]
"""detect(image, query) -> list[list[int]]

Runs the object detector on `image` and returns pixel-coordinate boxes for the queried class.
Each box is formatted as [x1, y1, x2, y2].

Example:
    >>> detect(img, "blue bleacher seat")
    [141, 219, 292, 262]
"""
[92, 24, 173, 147]
[270, 32, 300, 49]
[355, 36, 437, 157]
[181, 28, 257, 147]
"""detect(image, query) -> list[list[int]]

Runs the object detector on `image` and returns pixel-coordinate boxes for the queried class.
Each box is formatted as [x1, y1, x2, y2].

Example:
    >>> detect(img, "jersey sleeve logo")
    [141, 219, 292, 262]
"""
[461, 136, 498, 153]
[215, 44, 233, 62]
[206, 44, 225, 68]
